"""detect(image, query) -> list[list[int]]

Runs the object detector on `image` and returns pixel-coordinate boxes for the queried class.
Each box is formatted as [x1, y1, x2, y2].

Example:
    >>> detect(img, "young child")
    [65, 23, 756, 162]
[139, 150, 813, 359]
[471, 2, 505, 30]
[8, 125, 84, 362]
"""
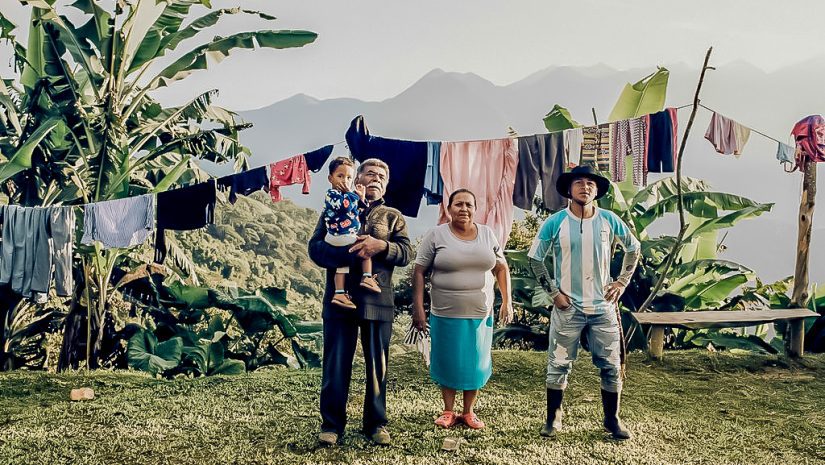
[323, 157, 381, 309]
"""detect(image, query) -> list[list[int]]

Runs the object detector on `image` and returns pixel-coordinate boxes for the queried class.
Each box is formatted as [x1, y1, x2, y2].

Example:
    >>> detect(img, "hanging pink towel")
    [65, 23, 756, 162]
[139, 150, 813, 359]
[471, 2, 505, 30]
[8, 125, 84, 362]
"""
[438, 138, 519, 247]
[704, 112, 750, 156]
[269, 154, 310, 202]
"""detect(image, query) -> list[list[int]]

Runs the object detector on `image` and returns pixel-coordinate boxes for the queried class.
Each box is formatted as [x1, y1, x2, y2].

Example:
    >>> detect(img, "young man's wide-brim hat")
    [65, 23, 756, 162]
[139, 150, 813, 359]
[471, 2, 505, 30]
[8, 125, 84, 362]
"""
[555, 164, 611, 200]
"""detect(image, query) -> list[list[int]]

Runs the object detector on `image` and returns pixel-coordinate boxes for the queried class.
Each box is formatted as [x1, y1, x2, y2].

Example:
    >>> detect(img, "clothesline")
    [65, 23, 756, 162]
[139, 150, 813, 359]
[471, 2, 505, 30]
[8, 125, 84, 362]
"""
[697, 103, 785, 145]
[672, 101, 786, 145]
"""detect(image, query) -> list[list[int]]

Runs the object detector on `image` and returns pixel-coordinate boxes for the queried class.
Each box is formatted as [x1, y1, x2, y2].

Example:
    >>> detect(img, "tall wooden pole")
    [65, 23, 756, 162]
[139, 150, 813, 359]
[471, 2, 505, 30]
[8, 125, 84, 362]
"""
[789, 159, 817, 356]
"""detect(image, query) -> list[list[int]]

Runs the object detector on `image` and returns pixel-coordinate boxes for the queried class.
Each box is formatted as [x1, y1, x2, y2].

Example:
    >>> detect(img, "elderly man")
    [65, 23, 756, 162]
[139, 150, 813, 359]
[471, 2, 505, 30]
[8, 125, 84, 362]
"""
[527, 165, 641, 440]
[308, 158, 412, 446]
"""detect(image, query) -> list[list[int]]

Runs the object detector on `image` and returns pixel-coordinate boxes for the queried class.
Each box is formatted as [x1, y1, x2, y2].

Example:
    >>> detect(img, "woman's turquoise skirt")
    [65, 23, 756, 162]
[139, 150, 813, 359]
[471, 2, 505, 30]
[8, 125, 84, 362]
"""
[429, 313, 493, 391]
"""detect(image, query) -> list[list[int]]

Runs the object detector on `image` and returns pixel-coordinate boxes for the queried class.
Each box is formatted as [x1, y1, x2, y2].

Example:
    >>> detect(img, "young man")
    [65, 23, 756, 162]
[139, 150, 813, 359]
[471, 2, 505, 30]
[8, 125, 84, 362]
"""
[527, 165, 641, 440]
[308, 158, 413, 446]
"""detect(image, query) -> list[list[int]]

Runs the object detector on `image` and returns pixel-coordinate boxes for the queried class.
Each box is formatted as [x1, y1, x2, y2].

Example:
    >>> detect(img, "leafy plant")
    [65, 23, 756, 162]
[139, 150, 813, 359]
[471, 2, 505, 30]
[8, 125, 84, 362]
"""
[0, 1, 317, 370]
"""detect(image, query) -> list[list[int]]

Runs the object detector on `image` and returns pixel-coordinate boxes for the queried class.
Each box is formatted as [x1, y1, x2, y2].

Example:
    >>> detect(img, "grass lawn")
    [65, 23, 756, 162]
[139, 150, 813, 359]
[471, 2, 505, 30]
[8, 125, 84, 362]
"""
[0, 350, 823, 465]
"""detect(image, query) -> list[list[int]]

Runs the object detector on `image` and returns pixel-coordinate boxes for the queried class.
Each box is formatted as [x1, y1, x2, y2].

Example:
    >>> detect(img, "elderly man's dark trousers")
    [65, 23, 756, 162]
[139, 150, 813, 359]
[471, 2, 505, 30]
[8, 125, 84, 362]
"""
[319, 314, 392, 436]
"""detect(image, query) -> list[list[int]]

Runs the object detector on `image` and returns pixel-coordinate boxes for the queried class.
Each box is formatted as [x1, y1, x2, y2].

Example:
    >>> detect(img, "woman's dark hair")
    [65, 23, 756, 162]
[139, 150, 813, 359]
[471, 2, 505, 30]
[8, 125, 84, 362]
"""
[448, 188, 476, 207]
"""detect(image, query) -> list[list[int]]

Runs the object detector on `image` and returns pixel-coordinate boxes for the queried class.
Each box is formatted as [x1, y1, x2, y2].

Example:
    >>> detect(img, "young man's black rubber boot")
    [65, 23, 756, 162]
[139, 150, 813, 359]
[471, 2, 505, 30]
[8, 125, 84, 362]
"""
[539, 388, 564, 437]
[601, 389, 632, 440]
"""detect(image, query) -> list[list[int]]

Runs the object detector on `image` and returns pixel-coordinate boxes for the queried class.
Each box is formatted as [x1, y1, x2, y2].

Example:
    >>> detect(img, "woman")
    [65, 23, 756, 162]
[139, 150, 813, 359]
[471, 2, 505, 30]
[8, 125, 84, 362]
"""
[412, 188, 513, 429]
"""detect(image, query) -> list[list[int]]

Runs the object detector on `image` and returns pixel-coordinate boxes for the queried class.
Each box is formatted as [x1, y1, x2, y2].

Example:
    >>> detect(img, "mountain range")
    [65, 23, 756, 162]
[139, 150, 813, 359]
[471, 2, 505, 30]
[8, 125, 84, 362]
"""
[209, 61, 825, 285]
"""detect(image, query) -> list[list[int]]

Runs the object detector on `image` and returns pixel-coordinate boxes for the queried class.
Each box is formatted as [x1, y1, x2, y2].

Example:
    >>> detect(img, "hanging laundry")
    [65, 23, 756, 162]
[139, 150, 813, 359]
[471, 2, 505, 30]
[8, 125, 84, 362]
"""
[50, 207, 74, 297]
[269, 154, 310, 202]
[791, 115, 825, 171]
[580, 124, 611, 172]
[563, 127, 583, 166]
[154, 180, 216, 264]
[704, 112, 751, 157]
[0, 205, 18, 286]
[610, 120, 628, 182]
[0, 205, 73, 299]
[82, 195, 154, 249]
[628, 117, 647, 186]
[217, 166, 269, 204]
[303, 145, 335, 173]
[424, 141, 444, 205]
[776, 142, 796, 166]
[513, 133, 566, 212]
[646, 108, 678, 173]
[345, 116, 428, 217]
[438, 138, 519, 247]
[610, 116, 649, 184]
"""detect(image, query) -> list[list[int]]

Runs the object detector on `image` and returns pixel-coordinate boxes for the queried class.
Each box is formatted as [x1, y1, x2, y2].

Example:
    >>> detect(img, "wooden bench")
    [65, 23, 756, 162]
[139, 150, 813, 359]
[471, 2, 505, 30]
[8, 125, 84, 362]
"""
[629, 309, 820, 359]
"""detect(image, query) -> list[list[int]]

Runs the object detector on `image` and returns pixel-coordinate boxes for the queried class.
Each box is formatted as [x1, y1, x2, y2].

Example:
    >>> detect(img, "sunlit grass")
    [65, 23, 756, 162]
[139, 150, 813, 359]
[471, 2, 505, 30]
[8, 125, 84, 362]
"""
[0, 350, 822, 464]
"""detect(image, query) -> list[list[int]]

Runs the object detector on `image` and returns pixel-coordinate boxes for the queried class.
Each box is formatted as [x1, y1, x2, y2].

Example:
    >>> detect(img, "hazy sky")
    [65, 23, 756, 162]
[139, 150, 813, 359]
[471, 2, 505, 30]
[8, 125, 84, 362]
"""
[3, 0, 825, 109]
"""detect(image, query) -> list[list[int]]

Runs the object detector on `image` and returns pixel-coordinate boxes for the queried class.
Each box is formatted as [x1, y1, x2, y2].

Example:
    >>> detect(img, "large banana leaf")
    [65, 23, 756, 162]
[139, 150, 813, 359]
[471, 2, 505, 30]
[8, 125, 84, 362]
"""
[685, 329, 778, 354]
[635, 192, 765, 232]
[629, 176, 711, 209]
[608, 67, 669, 122]
[684, 203, 773, 243]
[542, 104, 580, 133]
[127, 328, 183, 376]
[151, 30, 317, 89]
[130, 6, 276, 73]
[0, 117, 59, 182]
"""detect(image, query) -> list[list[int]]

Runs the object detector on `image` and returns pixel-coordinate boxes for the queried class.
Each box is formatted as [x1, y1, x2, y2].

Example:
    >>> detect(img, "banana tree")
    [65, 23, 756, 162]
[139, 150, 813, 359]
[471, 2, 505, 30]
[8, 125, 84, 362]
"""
[0, 1, 317, 370]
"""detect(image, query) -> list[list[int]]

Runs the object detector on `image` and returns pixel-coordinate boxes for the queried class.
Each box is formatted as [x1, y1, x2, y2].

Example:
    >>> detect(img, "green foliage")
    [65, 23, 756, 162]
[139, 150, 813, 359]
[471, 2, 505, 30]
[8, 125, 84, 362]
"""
[0, 299, 63, 370]
[0, 1, 317, 370]
[127, 329, 183, 377]
[123, 274, 321, 377]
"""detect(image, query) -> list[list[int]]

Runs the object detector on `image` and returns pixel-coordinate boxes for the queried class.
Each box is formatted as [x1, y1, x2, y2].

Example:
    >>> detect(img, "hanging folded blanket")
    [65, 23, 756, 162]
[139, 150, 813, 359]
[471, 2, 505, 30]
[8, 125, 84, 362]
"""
[345, 115, 428, 217]
[704, 112, 751, 157]
[610, 116, 648, 185]
[438, 138, 519, 247]
[424, 141, 444, 205]
[791, 115, 825, 171]
[303, 145, 335, 173]
[217, 166, 269, 204]
[580, 124, 611, 172]
[154, 180, 216, 264]
[646, 108, 678, 173]
[513, 133, 566, 212]
[82, 195, 154, 249]
[269, 154, 310, 202]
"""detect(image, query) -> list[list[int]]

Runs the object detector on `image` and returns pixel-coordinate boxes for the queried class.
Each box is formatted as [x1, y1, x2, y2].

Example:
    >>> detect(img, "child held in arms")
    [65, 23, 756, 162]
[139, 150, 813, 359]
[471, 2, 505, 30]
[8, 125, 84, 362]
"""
[322, 157, 381, 309]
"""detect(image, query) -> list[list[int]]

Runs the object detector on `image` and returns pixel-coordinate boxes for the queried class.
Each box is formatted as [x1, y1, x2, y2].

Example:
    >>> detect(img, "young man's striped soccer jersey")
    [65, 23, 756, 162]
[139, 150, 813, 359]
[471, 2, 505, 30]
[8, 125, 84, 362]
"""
[528, 207, 640, 314]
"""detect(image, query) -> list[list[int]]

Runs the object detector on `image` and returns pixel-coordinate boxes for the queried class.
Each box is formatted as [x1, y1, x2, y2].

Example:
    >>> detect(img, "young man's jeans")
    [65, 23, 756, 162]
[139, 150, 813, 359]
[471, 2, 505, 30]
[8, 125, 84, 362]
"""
[546, 303, 622, 393]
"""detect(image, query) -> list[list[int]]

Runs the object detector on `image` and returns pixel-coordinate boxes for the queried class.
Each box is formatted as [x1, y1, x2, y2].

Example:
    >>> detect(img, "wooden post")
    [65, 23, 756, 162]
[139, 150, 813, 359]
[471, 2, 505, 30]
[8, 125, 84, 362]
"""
[791, 159, 817, 308]
[788, 319, 805, 357]
[789, 158, 816, 357]
[649, 326, 665, 360]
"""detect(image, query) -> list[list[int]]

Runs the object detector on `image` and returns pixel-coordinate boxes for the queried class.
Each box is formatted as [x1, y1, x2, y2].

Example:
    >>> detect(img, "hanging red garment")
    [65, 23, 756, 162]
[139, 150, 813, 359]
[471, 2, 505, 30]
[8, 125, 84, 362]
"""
[269, 154, 310, 202]
[791, 115, 825, 170]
